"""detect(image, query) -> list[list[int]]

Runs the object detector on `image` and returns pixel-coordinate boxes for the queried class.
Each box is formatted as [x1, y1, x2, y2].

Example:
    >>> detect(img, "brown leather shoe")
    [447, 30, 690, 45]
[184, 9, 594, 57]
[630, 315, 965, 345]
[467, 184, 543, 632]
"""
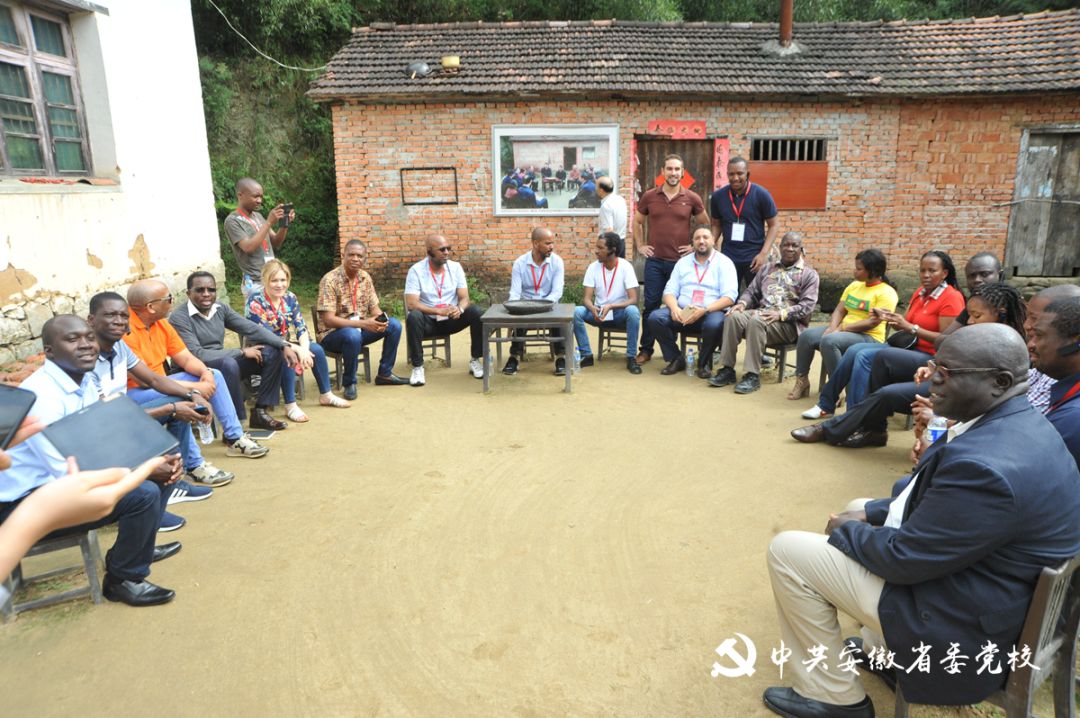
[250, 407, 287, 431]
[634, 351, 652, 365]
[837, 430, 888, 448]
[790, 423, 826, 443]
[787, 375, 811, 400]
[659, 357, 686, 375]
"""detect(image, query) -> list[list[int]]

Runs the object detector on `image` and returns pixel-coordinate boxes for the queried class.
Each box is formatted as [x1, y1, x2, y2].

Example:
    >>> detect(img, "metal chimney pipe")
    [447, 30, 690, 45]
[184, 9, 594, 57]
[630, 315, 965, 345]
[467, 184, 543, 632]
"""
[780, 0, 793, 47]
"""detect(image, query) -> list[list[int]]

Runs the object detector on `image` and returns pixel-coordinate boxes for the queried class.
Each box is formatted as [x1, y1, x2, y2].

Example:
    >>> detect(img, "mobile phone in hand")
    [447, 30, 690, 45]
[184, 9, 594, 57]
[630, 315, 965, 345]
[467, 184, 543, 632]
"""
[376, 312, 388, 323]
[280, 203, 293, 228]
[0, 384, 36, 450]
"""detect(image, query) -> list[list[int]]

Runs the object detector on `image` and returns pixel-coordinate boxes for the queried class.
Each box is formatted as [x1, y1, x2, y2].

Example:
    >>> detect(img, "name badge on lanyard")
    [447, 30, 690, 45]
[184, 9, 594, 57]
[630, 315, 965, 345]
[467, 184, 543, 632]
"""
[731, 222, 746, 243]
[729, 183, 751, 243]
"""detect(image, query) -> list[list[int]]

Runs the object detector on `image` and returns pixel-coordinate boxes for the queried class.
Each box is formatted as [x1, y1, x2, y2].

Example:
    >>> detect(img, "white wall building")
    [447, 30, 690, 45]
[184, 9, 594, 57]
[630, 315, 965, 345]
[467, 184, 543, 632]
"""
[0, 0, 222, 362]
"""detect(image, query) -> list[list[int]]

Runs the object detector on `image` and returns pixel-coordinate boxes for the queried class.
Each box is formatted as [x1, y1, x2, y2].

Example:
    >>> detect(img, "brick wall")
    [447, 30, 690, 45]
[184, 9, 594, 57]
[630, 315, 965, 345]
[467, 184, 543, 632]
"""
[330, 94, 1080, 285]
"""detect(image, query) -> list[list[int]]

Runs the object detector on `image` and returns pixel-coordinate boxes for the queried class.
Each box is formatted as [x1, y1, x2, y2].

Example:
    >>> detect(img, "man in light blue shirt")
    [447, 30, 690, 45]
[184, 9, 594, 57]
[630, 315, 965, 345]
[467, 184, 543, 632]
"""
[0, 315, 181, 607]
[503, 227, 567, 376]
[646, 225, 738, 377]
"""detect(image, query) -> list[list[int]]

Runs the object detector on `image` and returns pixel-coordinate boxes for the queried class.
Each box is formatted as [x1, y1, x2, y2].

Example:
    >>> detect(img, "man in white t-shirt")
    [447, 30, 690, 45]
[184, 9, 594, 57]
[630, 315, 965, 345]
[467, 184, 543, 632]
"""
[573, 233, 642, 374]
[596, 177, 628, 257]
[404, 234, 485, 386]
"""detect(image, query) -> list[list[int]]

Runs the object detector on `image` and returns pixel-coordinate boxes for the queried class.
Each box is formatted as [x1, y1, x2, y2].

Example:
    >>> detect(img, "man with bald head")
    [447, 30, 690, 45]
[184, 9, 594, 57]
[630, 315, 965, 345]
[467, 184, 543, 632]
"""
[762, 323, 1080, 717]
[403, 235, 484, 386]
[225, 177, 296, 300]
[124, 280, 269, 461]
[504, 227, 566, 376]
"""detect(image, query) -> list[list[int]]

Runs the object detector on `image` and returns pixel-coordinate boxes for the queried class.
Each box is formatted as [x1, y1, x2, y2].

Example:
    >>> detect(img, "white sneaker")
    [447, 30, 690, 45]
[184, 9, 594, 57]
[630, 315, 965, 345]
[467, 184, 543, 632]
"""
[226, 434, 269, 459]
[801, 405, 832, 420]
[469, 357, 484, 379]
[410, 366, 426, 386]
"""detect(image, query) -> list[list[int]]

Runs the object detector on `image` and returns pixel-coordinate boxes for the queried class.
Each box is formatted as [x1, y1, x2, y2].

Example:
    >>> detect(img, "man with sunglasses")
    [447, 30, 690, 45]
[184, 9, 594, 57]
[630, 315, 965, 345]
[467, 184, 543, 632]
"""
[124, 280, 269, 462]
[403, 235, 484, 386]
[763, 324, 1080, 717]
[170, 272, 297, 431]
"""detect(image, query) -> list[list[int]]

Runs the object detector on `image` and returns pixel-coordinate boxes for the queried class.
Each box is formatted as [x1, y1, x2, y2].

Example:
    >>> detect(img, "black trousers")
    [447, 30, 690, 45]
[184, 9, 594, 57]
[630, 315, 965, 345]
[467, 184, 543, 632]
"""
[405, 305, 483, 367]
[822, 381, 930, 442]
[205, 346, 284, 420]
[510, 327, 563, 357]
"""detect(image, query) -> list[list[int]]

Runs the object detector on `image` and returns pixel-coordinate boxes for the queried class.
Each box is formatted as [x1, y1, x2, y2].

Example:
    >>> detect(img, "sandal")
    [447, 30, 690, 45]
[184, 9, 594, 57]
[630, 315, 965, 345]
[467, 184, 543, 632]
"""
[320, 393, 351, 409]
[286, 406, 309, 423]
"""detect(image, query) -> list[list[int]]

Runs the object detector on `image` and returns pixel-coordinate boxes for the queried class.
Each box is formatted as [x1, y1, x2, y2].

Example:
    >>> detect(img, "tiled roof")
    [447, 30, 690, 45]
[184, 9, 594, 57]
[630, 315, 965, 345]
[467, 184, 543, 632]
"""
[309, 10, 1080, 102]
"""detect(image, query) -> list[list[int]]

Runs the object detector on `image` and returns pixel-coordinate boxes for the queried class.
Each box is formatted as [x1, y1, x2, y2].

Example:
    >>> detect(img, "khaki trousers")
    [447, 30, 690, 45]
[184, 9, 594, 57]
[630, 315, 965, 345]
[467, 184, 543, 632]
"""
[718, 311, 798, 374]
[766, 499, 886, 705]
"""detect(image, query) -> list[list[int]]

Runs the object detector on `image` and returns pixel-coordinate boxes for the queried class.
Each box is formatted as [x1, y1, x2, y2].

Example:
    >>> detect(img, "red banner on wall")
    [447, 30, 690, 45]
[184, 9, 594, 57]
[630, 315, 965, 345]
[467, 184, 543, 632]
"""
[647, 120, 707, 139]
[713, 138, 730, 192]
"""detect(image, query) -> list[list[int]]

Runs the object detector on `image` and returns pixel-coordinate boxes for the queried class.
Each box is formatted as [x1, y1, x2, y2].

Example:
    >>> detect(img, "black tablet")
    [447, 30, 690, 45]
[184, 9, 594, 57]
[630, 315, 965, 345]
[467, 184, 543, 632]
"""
[43, 395, 179, 471]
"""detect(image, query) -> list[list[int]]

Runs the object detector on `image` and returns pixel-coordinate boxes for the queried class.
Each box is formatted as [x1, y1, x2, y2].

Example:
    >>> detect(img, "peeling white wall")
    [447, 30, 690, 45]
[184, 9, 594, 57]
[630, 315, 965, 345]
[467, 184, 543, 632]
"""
[0, 0, 222, 359]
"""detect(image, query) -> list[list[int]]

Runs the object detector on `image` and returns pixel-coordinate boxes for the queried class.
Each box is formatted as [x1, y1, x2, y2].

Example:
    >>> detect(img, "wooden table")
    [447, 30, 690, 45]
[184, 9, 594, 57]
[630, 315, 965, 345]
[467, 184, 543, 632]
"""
[481, 303, 576, 393]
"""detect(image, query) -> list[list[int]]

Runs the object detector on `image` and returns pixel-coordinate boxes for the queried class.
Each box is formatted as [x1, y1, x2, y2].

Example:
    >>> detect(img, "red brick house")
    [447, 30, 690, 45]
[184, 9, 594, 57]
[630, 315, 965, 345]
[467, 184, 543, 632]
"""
[310, 11, 1080, 283]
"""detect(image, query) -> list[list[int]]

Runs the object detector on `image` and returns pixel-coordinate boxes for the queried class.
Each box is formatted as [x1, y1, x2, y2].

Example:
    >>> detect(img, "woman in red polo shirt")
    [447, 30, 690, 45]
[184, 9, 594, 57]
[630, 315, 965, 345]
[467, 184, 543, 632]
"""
[867, 250, 965, 391]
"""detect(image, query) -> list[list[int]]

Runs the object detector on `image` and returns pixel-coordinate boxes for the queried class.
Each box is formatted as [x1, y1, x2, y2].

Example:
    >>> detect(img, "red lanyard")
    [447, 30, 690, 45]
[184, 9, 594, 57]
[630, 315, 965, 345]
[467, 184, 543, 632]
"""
[349, 275, 361, 314]
[1048, 379, 1080, 414]
[237, 209, 269, 253]
[529, 263, 548, 294]
[266, 297, 288, 337]
[601, 263, 618, 299]
[430, 263, 446, 302]
[728, 182, 752, 221]
[694, 257, 711, 283]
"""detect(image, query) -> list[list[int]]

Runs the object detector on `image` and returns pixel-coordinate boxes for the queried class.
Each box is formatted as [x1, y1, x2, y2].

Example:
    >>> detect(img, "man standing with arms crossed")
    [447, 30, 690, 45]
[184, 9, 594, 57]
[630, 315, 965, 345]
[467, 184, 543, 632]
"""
[633, 154, 708, 366]
[710, 156, 779, 290]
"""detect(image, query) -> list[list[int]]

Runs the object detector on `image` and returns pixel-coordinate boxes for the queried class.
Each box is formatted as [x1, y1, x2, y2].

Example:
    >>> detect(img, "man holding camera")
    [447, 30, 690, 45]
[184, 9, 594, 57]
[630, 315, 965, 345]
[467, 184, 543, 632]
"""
[224, 177, 296, 301]
[316, 240, 407, 399]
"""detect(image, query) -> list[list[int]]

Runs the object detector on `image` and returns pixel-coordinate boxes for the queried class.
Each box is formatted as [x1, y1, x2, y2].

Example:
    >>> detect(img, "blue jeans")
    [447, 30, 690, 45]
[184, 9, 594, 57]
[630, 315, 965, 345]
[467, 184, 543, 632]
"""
[129, 369, 245, 442]
[646, 307, 725, 365]
[639, 257, 676, 355]
[137, 395, 204, 472]
[816, 342, 885, 413]
[282, 342, 332, 402]
[794, 326, 878, 377]
[321, 318, 403, 385]
[573, 305, 641, 358]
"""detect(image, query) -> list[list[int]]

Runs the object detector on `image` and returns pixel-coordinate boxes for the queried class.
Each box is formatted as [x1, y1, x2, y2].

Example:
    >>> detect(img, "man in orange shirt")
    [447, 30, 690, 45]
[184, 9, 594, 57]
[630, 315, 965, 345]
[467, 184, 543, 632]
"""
[124, 280, 268, 461]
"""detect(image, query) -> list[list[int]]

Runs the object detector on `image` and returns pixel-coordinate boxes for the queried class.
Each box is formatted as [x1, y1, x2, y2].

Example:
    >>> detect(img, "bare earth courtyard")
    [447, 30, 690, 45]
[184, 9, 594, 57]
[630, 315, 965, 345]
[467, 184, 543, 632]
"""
[0, 328, 1054, 717]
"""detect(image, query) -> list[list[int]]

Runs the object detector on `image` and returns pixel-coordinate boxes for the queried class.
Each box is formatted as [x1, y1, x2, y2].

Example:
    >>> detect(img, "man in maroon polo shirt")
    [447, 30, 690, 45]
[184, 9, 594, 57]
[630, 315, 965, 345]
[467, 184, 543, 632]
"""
[632, 154, 708, 364]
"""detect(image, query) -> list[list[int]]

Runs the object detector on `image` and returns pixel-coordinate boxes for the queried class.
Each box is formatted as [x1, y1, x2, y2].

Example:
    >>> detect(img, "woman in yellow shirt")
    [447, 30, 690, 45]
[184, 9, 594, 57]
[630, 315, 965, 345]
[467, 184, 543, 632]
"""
[788, 249, 898, 400]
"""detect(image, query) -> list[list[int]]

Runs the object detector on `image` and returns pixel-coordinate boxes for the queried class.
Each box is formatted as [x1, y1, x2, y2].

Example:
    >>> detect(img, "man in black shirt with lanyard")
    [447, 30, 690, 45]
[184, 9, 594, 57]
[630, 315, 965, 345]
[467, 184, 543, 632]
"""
[710, 157, 779, 290]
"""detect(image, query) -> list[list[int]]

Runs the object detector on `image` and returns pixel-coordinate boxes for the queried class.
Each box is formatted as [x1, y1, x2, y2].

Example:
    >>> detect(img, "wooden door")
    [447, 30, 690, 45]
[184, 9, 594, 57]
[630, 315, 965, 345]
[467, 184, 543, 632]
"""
[634, 137, 716, 212]
[1006, 132, 1080, 277]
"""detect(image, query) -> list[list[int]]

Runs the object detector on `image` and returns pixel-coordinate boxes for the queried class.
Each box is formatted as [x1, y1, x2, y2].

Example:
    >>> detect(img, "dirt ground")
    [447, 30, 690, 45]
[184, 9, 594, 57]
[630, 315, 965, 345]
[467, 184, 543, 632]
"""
[0, 328, 1055, 716]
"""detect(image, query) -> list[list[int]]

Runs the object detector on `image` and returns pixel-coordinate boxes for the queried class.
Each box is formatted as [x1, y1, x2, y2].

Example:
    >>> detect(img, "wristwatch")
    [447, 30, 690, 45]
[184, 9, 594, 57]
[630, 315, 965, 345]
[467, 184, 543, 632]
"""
[186, 389, 202, 401]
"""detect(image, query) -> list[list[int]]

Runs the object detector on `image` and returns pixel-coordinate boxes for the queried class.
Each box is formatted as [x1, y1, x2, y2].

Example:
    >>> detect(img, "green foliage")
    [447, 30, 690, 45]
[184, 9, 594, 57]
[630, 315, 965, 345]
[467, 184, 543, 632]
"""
[676, 0, 1074, 22]
[561, 277, 586, 307]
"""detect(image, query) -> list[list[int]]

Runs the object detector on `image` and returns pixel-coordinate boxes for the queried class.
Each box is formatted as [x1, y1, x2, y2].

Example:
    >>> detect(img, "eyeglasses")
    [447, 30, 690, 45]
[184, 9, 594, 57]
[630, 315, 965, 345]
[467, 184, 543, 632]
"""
[926, 360, 1001, 379]
[149, 294, 173, 306]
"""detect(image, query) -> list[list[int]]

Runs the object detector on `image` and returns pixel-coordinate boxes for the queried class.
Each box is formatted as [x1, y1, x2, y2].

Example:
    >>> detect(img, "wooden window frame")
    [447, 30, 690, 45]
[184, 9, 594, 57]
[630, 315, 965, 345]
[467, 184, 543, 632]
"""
[0, 1, 90, 176]
[749, 136, 830, 210]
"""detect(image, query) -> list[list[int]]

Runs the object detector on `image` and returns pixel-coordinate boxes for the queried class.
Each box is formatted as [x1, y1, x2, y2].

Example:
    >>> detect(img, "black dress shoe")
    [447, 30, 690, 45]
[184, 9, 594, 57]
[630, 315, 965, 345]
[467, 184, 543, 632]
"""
[837, 430, 888, 448]
[626, 357, 642, 375]
[734, 372, 761, 394]
[502, 356, 519, 375]
[695, 366, 712, 379]
[763, 687, 874, 718]
[250, 408, 287, 431]
[708, 366, 737, 387]
[578, 354, 594, 368]
[343, 384, 358, 400]
[554, 357, 566, 376]
[102, 575, 176, 607]
[844, 637, 897, 692]
[791, 423, 827, 443]
[374, 373, 408, 386]
[659, 357, 686, 375]
[152, 542, 182, 563]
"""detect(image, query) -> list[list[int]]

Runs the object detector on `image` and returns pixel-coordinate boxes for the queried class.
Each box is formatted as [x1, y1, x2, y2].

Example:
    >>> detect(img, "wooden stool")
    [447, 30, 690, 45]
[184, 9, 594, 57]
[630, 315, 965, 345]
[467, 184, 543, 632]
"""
[1, 529, 104, 622]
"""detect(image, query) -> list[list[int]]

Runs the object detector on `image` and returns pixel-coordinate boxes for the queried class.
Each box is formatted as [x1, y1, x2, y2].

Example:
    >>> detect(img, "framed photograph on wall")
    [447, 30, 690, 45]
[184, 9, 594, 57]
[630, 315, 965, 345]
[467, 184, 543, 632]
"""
[492, 124, 618, 216]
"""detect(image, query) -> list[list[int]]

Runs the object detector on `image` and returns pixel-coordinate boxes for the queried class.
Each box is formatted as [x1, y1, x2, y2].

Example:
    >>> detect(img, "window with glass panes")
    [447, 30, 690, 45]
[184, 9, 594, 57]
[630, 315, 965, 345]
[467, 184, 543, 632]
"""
[0, 2, 89, 175]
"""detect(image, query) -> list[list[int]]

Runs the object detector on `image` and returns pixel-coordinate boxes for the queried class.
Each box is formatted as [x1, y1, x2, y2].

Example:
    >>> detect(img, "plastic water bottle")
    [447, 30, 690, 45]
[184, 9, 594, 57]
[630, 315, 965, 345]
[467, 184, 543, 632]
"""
[573, 347, 581, 374]
[926, 415, 948, 444]
[686, 346, 697, 377]
[196, 420, 214, 445]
